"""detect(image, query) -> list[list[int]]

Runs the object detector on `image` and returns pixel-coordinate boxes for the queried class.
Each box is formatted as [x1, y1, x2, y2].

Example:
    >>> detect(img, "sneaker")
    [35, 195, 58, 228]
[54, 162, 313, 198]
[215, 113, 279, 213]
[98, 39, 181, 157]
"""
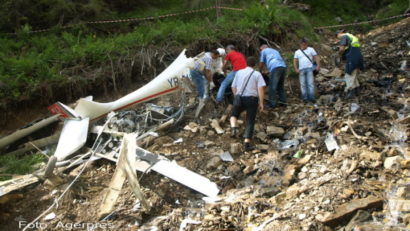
[243, 142, 253, 152]
[230, 127, 238, 137]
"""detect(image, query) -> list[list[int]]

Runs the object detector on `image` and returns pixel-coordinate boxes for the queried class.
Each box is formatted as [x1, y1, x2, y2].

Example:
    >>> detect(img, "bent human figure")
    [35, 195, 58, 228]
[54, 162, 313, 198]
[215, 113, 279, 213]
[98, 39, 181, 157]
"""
[190, 50, 221, 99]
[259, 44, 287, 108]
[216, 45, 247, 102]
[336, 30, 364, 98]
[293, 38, 321, 103]
[230, 56, 266, 152]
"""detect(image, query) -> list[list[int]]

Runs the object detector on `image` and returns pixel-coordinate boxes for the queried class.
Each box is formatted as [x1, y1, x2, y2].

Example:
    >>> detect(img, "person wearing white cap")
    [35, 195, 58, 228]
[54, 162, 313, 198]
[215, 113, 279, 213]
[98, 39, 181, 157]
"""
[190, 50, 221, 100]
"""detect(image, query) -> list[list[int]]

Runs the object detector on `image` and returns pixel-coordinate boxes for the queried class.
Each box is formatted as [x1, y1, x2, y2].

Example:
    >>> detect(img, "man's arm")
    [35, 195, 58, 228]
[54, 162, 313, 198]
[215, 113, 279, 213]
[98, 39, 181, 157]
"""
[257, 87, 265, 111]
[204, 69, 212, 82]
[231, 87, 237, 95]
[338, 46, 346, 55]
[259, 62, 265, 72]
[314, 55, 321, 71]
[293, 58, 299, 73]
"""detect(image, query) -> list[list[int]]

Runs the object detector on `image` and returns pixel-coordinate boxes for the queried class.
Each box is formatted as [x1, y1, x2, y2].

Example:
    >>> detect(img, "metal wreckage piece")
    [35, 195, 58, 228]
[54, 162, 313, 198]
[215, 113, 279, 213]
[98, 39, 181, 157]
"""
[0, 49, 220, 199]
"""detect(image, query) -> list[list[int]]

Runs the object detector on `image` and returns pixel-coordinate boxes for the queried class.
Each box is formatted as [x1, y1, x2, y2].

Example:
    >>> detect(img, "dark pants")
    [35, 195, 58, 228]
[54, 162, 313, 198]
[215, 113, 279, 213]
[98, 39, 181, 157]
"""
[231, 96, 258, 139]
[343, 47, 364, 75]
[267, 67, 287, 107]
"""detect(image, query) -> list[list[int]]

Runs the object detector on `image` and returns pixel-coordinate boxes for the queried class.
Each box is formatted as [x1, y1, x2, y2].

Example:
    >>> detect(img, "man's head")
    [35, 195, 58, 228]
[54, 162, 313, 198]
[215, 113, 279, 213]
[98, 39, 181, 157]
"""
[246, 56, 257, 68]
[210, 49, 220, 59]
[259, 44, 269, 51]
[336, 29, 346, 38]
[299, 38, 308, 50]
[217, 48, 226, 56]
[226, 44, 236, 53]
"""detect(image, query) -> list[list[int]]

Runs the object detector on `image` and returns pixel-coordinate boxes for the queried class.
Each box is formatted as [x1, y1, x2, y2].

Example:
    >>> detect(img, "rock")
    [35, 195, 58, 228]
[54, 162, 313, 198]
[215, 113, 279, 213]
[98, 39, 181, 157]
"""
[360, 150, 382, 161]
[266, 126, 285, 137]
[396, 186, 410, 198]
[344, 210, 371, 231]
[318, 196, 383, 227]
[255, 132, 268, 142]
[388, 198, 410, 212]
[210, 119, 224, 134]
[154, 136, 174, 146]
[242, 160, 256, 174]
[341, 188, 355, 199]
[326, 68, 342, 77]
[384, 156, 403, 170]
[204, 140, 215, 147]
[398, 115, 410, 124]
[255, 144, 269, 150]
[403, 213, 410, 225]
[319, 68, 330, 75]
[207, 130, 215, 136]
[227, 164, 241, 175]
[298, 172, 307, 180]
[206, 156, 221, 169]
[184, 122, 199, 133]
[354, 224, 402, 231]
[318, 94, 335, 105]
[297, 154, 311, 165]
[282, 164, 297, 186]
[230, 143, 242, 154]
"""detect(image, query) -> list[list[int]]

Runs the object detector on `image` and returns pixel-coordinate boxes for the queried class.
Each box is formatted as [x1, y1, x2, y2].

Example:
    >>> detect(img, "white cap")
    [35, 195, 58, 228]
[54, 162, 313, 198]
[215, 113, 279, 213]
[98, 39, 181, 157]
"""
[217, 48, 226, 56]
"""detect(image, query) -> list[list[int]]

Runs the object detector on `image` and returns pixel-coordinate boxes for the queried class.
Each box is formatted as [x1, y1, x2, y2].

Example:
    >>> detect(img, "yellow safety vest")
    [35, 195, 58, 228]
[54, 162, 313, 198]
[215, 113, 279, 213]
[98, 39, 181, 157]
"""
[345, 33, 360, 48]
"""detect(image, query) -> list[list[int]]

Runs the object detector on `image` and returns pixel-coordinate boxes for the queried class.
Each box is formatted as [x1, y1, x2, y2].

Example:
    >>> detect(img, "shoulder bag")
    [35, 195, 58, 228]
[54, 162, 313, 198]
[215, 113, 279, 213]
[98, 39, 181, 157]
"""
[300, 49, 319, 76]
[233, 70, 255, 107]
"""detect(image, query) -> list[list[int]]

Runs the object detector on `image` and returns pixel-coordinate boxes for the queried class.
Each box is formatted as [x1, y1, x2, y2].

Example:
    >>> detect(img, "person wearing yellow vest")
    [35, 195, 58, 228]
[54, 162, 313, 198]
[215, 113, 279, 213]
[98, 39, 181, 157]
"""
[336, 30, 364, 98]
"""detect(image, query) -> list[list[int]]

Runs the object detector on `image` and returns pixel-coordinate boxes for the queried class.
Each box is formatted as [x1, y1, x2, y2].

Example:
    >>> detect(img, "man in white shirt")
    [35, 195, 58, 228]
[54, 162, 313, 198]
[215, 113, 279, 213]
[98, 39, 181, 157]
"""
[230, 56, 266, 151]
[293, 38, 321, 103]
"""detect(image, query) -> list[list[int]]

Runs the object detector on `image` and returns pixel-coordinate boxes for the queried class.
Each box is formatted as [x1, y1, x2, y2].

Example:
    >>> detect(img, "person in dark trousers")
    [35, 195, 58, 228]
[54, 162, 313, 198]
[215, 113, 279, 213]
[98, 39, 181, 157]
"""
[259, 44, 287, 108]
[336, 30, 364, 98]
[230, 56, 266, 151]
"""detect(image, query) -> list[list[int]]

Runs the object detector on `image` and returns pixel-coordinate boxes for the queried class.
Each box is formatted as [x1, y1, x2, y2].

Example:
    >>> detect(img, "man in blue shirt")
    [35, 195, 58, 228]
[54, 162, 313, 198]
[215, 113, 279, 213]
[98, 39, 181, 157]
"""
[259, 44, 287, 108]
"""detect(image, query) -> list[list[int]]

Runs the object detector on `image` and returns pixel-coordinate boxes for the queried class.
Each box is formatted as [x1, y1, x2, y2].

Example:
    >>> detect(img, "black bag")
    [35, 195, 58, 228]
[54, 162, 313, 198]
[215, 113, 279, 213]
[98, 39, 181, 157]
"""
[300, 49, 319, 76]
[233, 95, 242, 107]
[233, 70, 255, 107]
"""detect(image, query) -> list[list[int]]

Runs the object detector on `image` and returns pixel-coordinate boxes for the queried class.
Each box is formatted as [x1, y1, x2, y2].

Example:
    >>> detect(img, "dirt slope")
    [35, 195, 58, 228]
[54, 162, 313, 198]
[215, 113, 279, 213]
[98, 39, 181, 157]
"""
[0, 18, 409, 231]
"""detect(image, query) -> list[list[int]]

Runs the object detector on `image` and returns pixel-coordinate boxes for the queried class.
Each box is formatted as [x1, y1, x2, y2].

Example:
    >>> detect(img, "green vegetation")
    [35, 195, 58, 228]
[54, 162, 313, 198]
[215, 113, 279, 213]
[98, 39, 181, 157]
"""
[0, 0, 408, 108]
[303, 0, 409, 27]
[0, 153, 46, 181]
[0, 0, 314, 107]
[376, 0, 409, 18]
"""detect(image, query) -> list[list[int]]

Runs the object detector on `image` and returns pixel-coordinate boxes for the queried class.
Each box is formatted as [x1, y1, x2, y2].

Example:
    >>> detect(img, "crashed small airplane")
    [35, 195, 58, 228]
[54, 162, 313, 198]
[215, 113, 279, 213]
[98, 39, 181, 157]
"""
[45, 49, 194, 170]
[0, 49, 220, 198]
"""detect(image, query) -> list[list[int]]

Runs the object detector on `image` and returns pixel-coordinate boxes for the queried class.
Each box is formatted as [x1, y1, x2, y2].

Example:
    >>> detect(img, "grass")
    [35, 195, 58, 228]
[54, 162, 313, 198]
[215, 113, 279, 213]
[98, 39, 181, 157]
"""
[0, 153, 46, 181]
[0, 0, 315, 108]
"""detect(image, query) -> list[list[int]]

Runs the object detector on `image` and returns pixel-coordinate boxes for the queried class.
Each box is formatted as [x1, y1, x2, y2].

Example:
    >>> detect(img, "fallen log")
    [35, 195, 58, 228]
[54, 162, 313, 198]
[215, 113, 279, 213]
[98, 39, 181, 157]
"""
[0, 174, 40, 197]
[0, 115, 60, 150]
[3, 132, 61, 156]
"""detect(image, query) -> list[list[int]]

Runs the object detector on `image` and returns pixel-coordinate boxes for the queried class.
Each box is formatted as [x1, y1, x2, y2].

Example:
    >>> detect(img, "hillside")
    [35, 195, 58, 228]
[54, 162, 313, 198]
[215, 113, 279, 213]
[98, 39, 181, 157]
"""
[0, 1, 409, 231]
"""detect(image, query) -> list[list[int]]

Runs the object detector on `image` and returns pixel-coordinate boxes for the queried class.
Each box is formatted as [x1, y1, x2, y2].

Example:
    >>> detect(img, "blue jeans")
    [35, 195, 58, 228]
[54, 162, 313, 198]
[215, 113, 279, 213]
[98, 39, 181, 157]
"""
[190, 69, 206, 99]
[216, 71, 237, 102]
[299, 68, 315, 102]
[267, 67, 287, 107]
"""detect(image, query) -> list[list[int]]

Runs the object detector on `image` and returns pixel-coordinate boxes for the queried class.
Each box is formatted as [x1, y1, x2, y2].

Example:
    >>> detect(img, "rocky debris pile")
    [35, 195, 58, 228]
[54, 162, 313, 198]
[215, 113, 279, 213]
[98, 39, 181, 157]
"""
[362, 17, 410, 75]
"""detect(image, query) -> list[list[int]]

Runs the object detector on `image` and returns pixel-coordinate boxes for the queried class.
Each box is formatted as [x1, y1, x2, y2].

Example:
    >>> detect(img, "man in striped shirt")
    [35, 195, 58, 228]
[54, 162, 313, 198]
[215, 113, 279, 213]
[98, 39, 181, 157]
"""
[190, 50, 221, 99]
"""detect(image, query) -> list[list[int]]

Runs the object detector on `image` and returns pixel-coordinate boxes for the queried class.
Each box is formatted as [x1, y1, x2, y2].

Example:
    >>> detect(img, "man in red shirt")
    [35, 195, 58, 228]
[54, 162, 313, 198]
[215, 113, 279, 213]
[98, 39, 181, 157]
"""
[216, 45, 247, 102]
